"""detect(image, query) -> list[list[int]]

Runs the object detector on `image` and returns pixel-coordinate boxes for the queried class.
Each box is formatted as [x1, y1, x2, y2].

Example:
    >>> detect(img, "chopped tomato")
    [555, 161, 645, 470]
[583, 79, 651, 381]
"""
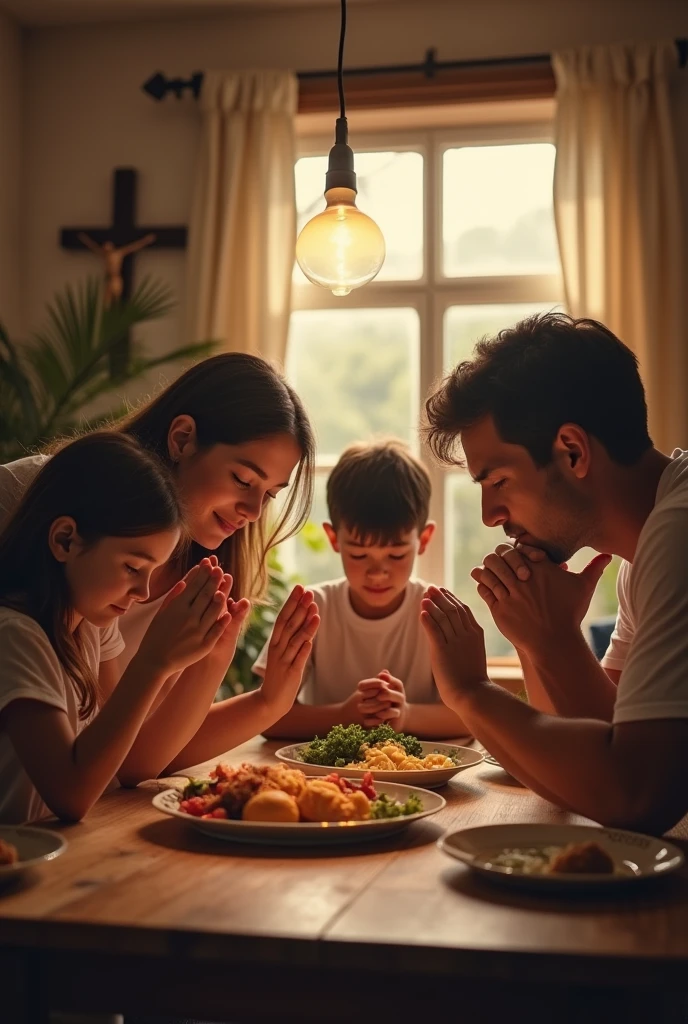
[180, 796, 209, 817]
[361, 771, 377, 800]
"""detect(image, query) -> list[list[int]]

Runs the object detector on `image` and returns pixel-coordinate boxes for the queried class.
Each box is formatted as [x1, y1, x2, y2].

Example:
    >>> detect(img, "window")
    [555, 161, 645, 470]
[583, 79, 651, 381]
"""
[282, 114, 617, 654]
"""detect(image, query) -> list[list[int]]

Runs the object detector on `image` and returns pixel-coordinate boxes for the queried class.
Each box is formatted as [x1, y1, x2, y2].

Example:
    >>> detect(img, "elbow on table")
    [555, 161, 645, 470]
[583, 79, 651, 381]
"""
[595, 792, 686, 837]
[46, 795, 91, 823]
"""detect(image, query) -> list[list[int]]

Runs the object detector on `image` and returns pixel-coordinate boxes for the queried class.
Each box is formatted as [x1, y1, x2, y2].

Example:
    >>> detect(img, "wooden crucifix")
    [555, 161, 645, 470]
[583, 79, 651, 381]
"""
[60, 167, 187, 376]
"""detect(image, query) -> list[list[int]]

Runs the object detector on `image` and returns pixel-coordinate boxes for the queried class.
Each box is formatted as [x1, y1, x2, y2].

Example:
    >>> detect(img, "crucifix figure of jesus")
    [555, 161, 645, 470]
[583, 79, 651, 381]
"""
[77, 231, 157, 307]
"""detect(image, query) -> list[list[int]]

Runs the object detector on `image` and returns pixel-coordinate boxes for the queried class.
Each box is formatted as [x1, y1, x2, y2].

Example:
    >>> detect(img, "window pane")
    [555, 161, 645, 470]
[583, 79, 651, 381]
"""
[287, 307, 419, 459]
[279, 473, 342, 585]
[295, 151, 423, 282]
[444, 302, 560, 369]
[445, 472, 514, 656]
[443, 143, 559, 277]
[567, 549, 621, 643]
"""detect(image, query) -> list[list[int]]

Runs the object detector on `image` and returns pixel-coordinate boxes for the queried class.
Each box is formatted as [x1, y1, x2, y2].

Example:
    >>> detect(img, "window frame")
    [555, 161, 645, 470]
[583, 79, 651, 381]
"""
[290, 110, 563, 600]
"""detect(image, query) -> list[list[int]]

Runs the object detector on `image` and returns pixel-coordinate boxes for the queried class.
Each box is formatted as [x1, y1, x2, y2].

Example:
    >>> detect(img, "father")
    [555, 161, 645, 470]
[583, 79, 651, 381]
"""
[421, 312, 688, 833]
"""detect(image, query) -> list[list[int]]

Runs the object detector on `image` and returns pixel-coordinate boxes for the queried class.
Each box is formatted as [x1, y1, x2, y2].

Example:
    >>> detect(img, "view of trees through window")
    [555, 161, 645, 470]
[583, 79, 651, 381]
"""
[281, 125, 619, 656]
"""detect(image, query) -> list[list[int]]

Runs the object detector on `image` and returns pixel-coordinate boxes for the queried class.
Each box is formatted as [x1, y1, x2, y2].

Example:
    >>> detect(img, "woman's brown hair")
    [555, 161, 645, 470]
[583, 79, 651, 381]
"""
[115, 353, 315, 601]
[0, 433, 183, 719]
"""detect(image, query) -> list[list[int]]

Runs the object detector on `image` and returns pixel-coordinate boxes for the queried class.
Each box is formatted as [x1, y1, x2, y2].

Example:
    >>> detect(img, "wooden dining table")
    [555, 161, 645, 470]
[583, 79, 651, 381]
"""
[0, 736, 687, 1024]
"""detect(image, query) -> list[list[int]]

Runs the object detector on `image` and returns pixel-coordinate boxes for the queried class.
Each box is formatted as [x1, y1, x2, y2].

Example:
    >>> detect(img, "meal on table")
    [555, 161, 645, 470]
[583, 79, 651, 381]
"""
[179, 762, 423, 823]
[490, 840, 616, 876]
[0, 838, 18, 865]
[297, 723, 460, 771]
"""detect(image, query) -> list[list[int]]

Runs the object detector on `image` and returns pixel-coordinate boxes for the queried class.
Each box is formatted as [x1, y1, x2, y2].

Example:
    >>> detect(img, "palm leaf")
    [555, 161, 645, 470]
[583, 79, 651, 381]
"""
[0, 324, 41, 440]
[0, 275, 216, 460]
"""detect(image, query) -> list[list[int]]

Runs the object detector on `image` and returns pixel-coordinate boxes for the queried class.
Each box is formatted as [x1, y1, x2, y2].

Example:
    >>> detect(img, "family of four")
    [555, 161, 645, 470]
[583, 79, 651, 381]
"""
[0, 312, 685, 834]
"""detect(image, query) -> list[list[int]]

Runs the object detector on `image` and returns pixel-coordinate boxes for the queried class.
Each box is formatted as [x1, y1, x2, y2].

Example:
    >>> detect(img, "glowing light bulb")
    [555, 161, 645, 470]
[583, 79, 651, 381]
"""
[296, 187, 386, 296]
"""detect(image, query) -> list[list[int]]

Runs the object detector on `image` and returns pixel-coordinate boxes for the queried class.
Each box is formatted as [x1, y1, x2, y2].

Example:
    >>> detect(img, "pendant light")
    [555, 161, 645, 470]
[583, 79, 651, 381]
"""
[295, 0, 386, 296]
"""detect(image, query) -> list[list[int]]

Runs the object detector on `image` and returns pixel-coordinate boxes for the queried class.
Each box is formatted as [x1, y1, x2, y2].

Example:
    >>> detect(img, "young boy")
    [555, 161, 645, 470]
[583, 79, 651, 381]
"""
[255, 439, 470, 740]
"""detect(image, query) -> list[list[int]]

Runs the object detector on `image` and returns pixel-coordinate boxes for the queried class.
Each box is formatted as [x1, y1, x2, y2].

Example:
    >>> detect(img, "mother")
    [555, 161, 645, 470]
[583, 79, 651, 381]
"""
[0, 353, 318, 783]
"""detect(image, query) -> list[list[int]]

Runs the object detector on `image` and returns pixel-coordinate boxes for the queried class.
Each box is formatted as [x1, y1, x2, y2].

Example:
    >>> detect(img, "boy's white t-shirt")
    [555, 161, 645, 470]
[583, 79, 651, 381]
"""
[601, 449, 688, 724]
[253, 577, 438, 706]
[0, 608, 125, 823]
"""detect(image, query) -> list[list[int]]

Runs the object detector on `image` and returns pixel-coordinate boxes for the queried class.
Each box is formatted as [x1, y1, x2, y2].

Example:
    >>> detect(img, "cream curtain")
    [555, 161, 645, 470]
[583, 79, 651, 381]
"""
[553, 41, 687, 452]
[187, 69, 298, 364]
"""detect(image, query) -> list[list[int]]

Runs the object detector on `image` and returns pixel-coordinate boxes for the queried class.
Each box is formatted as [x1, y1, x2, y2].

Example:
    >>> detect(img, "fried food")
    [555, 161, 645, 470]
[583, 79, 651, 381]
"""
[547, 841, 615, 874]
[264, 765, 307, 798]
[179, 763, 421, 823]
[242, 789, 300, 822]
[297, 779, 371, 822]
[0, 839, 18, 865]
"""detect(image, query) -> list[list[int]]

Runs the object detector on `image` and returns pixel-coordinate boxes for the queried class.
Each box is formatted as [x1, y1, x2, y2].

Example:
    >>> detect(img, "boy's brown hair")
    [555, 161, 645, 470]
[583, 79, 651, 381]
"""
[326, 439, 431, 544]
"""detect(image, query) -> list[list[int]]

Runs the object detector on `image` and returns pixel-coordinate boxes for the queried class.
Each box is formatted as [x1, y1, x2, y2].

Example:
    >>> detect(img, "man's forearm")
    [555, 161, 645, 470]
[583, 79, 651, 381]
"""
[447, 681, 632, 825]
[516, 649, 557, 714]
[521, 631, 618, 721]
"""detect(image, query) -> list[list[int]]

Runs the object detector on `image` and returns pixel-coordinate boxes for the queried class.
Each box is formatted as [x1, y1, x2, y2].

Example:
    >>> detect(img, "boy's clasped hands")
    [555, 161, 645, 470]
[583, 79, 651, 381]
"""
[347, 670, 408, 729]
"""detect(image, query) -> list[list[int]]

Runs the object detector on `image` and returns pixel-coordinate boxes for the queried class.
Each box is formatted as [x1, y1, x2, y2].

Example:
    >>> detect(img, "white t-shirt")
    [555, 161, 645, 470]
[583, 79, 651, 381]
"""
[253, 577, 438, 706]
[0, 608, 125, 823]
[602, 449, 688, 724]
[0, 453, 48, 527]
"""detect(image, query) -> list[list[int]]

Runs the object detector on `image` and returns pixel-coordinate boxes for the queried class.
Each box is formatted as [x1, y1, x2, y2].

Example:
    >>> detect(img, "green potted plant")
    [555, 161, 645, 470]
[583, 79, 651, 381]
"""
[0, 275, 214, 460]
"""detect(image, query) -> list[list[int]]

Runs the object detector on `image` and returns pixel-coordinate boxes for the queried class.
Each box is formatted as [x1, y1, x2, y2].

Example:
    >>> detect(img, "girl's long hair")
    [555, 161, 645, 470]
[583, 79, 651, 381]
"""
[0, 433, 182, 719]
[114, 353, 315, 601]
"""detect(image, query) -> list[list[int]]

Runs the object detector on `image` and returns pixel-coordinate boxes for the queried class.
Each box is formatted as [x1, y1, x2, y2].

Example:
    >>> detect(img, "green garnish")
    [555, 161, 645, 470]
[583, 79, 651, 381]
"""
[370, 793, 423, 819]
[181, 778, 210, 799]
[298, 723, 424, 767]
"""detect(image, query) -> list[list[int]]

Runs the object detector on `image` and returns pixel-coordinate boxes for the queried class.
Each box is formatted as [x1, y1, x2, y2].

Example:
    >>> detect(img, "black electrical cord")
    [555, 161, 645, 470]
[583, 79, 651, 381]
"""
[337, 0, 347, 120]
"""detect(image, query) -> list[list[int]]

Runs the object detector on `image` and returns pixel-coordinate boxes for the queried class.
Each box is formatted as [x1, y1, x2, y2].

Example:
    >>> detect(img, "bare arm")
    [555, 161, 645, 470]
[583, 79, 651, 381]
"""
[422, 587, 688, 832]
[116, 646, 239, 786]
[262, 700, 351, 740]
[449, 680, 688, 832]
[77, 232, 102, 255]
[1, 652, 169, 822]
[516, 638, 617, 721]
[164, 586, 320, 772]
[121, 232, 156, 257]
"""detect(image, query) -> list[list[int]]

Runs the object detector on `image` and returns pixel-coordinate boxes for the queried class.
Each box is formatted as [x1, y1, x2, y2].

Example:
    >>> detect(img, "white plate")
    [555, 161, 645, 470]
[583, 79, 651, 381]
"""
[0, 824, 67, 878]
[153, 780, 446, 845]
[438, 823, 685, 889]
[275, 741, 484, 789]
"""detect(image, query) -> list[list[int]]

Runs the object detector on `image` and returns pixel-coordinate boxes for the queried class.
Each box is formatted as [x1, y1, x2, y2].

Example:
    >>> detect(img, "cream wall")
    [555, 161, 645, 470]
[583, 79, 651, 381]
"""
[0, 8, 23, 335]
[20, 0, 688, 373]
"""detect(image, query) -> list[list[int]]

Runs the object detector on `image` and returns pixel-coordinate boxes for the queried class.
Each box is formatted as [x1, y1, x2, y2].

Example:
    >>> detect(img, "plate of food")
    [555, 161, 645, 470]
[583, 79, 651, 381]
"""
[438, 824, 685, 889]
[153, 762, 445, 845]
[275, 724, 484, 789]
[0, 824, 67, 878]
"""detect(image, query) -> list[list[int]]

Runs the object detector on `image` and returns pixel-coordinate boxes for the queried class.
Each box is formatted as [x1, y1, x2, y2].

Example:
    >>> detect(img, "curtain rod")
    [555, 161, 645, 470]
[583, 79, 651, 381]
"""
[142, 40, 688, 100]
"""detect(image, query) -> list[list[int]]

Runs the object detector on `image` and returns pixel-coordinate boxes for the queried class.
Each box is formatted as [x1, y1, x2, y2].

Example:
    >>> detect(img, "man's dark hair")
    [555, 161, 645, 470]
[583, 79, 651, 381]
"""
[425, 312, 652, 467]
[326, 439, 431, 544]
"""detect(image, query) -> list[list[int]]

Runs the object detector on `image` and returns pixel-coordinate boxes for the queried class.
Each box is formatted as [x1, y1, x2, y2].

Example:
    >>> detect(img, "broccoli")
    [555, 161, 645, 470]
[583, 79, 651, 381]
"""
[298, 724, 368, 766]
[365, 723, 423, 757]
[298, 723, 425, 767]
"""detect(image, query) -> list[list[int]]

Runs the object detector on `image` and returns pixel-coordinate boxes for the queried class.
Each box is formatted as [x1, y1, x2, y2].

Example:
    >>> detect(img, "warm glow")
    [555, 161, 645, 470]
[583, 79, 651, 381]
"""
[295, 187, 386, 296]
